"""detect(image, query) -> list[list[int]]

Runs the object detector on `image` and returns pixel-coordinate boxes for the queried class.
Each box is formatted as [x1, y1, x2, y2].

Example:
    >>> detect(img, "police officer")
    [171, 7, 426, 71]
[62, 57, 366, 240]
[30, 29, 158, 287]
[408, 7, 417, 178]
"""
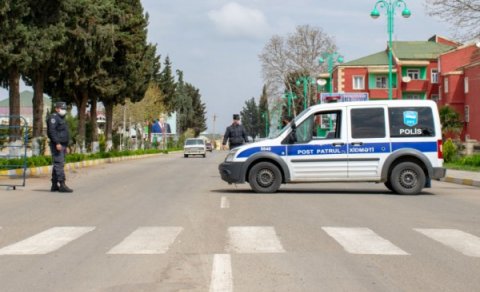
[222, 114, 249, 150]
[47, 102, 73, 193]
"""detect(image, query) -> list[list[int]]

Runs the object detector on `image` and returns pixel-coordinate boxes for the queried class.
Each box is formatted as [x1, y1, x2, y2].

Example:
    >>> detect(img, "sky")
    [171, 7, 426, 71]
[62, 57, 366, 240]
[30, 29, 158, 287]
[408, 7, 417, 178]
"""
[0, 0, 453, 133]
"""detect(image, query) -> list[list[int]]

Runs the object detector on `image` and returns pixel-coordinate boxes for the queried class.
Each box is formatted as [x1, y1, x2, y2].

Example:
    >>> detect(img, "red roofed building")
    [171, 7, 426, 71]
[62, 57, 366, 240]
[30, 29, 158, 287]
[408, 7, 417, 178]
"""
[326, 36, 480, 141]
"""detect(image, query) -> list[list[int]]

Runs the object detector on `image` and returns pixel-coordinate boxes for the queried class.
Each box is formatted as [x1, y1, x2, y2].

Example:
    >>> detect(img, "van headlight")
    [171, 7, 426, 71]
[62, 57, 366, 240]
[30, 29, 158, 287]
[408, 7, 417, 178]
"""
[225, 149, 239, 162]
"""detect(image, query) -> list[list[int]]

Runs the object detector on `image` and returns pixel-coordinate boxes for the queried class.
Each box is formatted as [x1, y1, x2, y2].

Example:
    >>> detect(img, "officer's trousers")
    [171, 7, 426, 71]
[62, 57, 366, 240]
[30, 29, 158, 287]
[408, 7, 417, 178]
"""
[50, 143, 66, 182]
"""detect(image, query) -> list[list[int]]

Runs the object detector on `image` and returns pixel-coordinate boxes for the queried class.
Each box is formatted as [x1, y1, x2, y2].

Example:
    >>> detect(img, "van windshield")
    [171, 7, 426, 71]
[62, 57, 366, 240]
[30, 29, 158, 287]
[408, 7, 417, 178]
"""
[185, 139, 204, 145]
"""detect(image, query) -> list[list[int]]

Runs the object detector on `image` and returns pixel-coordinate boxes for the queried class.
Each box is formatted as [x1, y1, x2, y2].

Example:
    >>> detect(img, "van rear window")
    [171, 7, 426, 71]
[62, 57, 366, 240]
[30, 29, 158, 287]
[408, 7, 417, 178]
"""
[389, 107, 435, 137]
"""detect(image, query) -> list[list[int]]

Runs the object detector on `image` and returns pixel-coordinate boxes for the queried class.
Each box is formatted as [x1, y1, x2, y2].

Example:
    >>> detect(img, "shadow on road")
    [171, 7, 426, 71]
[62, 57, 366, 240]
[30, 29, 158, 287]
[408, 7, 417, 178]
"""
[211, 188, 435, 196]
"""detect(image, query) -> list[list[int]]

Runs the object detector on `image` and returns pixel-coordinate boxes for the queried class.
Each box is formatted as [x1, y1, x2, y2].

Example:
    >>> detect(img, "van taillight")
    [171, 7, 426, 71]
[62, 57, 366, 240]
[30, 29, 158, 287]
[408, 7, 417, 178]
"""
[437, 139, 443, 159]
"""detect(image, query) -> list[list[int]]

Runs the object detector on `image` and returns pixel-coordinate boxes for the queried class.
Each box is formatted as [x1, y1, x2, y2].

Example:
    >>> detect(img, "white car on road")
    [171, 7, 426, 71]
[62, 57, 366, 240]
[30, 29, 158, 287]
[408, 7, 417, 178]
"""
[184, 138, 206, 158]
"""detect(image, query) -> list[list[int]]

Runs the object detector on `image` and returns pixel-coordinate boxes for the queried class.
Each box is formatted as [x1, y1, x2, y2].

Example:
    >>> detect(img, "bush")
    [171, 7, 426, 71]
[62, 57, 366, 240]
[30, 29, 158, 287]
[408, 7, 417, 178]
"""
[458, 154, 480, 167]
[443, 138, 458, 163]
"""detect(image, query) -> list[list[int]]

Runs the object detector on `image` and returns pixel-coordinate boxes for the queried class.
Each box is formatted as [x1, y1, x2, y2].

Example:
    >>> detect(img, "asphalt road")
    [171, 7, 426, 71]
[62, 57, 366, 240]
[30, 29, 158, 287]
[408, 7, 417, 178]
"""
[0, 151, 479, 292]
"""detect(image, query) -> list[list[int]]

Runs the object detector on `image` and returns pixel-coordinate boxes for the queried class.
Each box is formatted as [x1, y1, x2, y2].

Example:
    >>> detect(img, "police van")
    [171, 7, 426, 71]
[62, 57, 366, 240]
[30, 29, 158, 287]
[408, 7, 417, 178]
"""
[219, 100, 446, 195]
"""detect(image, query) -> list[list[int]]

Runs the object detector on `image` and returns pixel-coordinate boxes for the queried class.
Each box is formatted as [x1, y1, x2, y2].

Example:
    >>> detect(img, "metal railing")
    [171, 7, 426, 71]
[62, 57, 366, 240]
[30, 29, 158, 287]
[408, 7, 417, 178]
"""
[0, 115, 28, 189]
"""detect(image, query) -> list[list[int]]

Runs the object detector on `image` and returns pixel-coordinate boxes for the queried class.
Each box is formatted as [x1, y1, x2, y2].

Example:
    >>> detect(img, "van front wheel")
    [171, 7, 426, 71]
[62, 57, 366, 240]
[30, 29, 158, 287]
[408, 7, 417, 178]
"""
[248, 162, 282, 193]
[389, 162, 425, 195]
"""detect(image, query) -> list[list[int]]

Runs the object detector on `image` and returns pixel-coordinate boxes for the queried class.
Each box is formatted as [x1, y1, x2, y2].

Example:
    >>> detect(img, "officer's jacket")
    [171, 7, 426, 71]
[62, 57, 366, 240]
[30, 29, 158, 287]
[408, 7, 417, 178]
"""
[223, 124, 248, 145]
[47, 113, 69, 145]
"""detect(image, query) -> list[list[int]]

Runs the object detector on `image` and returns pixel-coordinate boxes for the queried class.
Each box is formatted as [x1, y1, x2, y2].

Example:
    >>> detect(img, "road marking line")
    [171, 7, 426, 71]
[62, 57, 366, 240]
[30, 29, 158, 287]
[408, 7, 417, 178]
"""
[322, 227, 409, 255]
[220, 197, 230, 209]
[107, 227, 183, 254]
[227, 226, 285, 253]
[210, 254, 233, 292]
[0, 227, 95, 255]
[415, 228, 480, 257]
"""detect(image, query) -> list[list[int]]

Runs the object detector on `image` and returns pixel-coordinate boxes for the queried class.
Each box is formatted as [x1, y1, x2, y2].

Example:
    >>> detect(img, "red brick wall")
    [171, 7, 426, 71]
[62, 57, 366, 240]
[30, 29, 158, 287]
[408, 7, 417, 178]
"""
[465, 64, 480, 140]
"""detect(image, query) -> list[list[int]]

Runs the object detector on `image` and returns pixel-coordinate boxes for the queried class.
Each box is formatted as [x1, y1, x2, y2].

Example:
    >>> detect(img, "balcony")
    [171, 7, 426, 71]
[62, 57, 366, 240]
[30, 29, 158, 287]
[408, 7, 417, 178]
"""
[401, 79, 429, 92]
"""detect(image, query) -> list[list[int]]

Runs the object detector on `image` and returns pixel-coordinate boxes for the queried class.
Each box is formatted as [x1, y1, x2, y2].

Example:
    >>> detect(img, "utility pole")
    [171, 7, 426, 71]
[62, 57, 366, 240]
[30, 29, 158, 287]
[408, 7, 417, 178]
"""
[212, 113, 217, 148]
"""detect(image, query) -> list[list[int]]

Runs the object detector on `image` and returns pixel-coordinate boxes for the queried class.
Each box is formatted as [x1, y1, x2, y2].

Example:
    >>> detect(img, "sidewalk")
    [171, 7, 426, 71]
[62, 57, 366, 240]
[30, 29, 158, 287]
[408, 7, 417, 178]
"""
[441, 169, 480, 187]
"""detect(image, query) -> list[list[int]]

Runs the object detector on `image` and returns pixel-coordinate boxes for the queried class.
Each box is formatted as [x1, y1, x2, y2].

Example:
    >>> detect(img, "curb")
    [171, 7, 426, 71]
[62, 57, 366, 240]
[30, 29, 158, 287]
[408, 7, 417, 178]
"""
[0, 153, 164, 178]
[440, 177, 480, 187]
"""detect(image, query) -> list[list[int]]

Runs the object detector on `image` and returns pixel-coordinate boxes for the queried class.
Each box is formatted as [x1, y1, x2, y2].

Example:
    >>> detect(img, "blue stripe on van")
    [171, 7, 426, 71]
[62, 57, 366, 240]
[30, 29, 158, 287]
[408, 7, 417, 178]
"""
[391, 141, 437, 152]
[236, 141, 438, 159]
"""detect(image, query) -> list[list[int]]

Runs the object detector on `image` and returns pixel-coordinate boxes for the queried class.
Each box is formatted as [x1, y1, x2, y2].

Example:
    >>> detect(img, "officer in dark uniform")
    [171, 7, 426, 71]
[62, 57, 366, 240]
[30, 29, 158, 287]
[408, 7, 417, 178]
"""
[47, 102, 73, 193]
[222, 114, 249, 150]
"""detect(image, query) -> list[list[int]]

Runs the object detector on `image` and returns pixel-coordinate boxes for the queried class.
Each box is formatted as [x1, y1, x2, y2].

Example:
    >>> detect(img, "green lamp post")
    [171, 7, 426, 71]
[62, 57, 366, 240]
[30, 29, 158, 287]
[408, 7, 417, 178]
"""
[282, 91, 297, 116]
[296, 77, 317, 110]
[370, 0, 411, 100]
[319, 52, 344, 94]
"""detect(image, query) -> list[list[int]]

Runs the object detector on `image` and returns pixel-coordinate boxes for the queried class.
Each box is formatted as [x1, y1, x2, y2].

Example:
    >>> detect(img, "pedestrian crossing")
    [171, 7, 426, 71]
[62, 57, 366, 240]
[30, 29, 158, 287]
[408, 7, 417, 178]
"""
[0, 225, 479, 258]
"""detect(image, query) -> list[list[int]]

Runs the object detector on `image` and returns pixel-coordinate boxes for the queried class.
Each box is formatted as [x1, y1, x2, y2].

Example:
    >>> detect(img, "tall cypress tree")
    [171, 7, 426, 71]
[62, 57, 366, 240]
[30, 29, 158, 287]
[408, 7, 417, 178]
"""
[157, 56, 177, 114]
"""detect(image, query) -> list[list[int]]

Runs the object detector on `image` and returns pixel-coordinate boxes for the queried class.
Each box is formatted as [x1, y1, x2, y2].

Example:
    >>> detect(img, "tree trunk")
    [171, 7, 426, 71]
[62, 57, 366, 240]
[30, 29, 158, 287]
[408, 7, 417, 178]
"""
[90, 95, 99, 153]
[75, 90, 88, 153]
[32, 72, 45, 156]
[32, 72, 45, 138]
[104, 101, 114, 151]
[8, 67, 21, 143]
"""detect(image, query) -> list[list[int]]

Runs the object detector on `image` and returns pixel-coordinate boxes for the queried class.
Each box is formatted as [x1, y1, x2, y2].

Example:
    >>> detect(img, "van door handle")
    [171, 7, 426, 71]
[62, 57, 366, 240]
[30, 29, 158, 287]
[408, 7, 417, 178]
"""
[332, 143, 345, 147]
[351, 142, 363, 146]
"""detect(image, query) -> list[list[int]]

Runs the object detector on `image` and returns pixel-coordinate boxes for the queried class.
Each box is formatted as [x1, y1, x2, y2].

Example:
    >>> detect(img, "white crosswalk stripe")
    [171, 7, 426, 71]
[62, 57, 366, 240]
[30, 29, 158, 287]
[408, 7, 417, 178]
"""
[107, 227, 183, 254]
[322, 227, 409, 255]
[227, 226, 285, 253]
[415, 228, 480, 257]
[210, 254, 233, 292]
[0, 227, 95, 255]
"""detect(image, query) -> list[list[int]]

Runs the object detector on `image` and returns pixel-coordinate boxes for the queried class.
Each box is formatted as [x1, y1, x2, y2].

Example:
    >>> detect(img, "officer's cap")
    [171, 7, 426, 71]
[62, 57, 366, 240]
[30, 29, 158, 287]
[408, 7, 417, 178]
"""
[233, 114, 240, 120]
[55, 102, 67, 109]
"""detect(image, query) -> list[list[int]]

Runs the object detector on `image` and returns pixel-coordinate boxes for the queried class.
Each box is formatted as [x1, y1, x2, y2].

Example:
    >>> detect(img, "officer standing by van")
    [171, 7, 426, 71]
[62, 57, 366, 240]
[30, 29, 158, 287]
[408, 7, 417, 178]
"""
[47, 102, 73, 193]
[222, 114, 249, 150]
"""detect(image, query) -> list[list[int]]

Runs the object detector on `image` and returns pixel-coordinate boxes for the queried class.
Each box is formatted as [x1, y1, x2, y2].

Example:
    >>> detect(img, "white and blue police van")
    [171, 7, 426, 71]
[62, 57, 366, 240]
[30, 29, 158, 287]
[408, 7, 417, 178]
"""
[219, 100, 446, 195]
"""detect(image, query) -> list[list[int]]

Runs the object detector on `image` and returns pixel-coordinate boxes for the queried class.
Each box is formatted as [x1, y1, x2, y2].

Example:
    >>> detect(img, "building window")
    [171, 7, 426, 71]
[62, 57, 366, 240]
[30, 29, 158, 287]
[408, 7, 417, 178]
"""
[407, 69, 420, 80]
[431, 69, 438, 84]
[404, 94, 423, 100]
[375, 76, 387, 88]
[465, 105, 470, 123]
[431, 94, 439, 102]
[465, 77, 469, 93]
[353, 76, 364, 90]
[444, 77, 449, 93]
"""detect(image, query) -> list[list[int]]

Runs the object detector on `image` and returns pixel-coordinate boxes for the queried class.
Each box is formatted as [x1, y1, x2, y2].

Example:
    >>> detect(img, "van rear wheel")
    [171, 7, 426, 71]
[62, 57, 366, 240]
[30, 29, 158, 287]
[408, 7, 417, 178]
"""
[248, 162, 282, 193]
[389, 162, 425, 195]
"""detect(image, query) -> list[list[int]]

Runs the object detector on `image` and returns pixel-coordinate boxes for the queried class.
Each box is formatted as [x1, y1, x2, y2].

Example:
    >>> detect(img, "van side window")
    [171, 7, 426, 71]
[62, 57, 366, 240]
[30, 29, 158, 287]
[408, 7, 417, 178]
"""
[312, 111, 341, 139]
[351, 108, 386, 138]
[295, 110, 341, 143]
[389, 107, 435, 137]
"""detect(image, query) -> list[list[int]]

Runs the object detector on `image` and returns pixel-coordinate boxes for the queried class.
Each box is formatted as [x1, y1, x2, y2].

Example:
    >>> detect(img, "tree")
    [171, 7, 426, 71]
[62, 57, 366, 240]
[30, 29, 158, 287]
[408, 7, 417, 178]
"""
[186, 83, 207, 137]
[240, 97, 260, 141]
[258, 85, 269, 138]
[0, 1, 30, 142]
[157, 56, 177, 114]
[425, 0, 480, 41]
[439, 105, 464, 138]
[23, 0, 65, 139]
[43, 0, 118, 152]
[259, 25, 336, 112]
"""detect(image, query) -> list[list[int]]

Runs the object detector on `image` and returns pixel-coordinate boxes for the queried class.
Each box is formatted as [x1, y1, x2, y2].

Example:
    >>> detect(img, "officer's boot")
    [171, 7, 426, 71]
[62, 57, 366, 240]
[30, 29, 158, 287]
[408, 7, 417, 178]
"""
[58, 181, 73, 193]
[51, 180, 59, 192]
